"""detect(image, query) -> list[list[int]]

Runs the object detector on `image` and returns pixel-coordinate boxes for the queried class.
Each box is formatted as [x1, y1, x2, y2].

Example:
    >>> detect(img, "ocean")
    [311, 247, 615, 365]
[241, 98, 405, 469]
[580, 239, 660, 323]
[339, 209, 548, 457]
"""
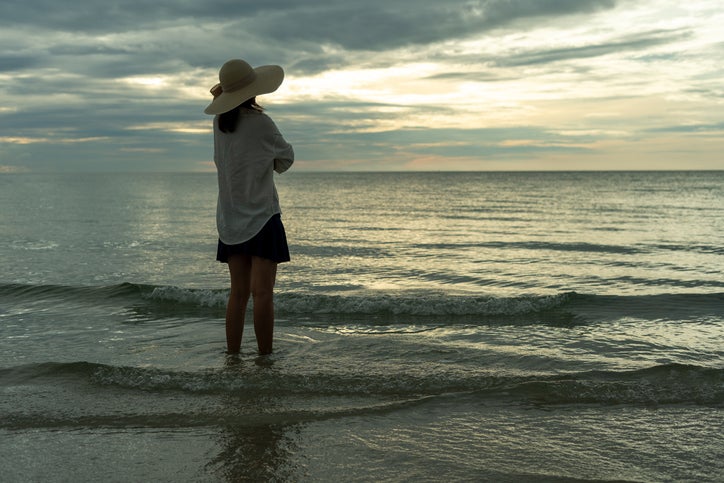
[0, 171, 722, 482]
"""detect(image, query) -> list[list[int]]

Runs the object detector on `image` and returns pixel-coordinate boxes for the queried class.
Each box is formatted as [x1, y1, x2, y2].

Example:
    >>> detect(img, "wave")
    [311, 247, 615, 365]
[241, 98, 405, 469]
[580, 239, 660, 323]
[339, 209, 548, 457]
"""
[1, 361, 721, 408]
[414, 240, 643, 255]
[412, 240, 724, 256]
[0, 281, 146, 301]
[140, 285, 577, 318]
[502, 364, 724, 406]
[2, 282, 723, 321]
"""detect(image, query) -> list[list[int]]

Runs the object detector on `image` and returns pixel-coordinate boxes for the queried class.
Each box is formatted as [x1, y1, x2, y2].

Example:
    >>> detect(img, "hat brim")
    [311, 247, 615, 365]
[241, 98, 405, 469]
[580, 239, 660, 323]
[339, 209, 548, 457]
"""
[204, 65, 284, 115]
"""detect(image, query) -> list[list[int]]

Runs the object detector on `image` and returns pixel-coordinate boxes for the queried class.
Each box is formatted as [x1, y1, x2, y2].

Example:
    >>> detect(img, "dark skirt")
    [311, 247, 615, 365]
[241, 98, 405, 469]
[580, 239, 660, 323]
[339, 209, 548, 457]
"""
[216, 214, 290, 264]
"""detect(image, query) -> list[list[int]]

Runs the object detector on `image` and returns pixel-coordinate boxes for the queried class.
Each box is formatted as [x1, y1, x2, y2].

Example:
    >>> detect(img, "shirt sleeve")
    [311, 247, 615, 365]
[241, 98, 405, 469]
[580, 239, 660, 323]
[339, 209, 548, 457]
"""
[268, 118, 294, 174]
[273, 137, 294, 173]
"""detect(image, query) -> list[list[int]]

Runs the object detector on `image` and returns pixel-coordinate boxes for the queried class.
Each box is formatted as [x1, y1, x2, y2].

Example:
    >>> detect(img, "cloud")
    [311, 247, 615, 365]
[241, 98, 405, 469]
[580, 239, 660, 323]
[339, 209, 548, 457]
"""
[2, 0, 617, 39]
[0, 0, 643, 84]
[0, 55, 39, 73]
[1, 0, 621, 75]
[244, 1, 618, 51]
[0, 0, 722, 171]
[493, 28, 692, 67]
[646, 122, 724, 134]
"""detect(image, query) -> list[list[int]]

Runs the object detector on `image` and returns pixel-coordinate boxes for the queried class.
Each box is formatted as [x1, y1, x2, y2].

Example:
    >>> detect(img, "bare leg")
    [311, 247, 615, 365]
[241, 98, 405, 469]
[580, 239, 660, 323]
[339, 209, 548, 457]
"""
[250, 256, 278, 355]
[226, 254, 251, 354]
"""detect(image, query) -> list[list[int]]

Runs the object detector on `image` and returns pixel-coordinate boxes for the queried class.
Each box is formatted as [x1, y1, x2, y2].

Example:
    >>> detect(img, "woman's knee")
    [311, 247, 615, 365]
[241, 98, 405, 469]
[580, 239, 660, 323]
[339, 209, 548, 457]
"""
[250, 283, 273, 301]
[229, 286, 249, 301]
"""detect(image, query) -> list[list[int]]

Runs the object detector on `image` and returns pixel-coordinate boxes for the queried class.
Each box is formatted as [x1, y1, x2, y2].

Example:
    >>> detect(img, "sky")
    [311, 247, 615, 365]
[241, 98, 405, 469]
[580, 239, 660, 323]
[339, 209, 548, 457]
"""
[1, 0, 723, 172]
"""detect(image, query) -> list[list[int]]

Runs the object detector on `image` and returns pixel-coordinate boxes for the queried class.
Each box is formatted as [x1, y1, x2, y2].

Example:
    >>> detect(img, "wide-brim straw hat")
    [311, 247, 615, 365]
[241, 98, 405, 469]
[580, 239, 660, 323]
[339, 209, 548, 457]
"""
[204, 59, 284, 115]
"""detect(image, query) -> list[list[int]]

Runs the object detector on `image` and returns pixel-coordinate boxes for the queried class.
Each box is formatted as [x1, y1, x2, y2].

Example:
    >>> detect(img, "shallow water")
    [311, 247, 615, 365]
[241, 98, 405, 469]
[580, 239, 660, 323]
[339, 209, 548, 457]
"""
[1, 171, 722, 481]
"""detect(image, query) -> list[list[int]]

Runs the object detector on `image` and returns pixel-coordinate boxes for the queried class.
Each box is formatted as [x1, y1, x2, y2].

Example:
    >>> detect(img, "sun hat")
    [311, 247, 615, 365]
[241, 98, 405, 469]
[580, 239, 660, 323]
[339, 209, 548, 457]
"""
[203, 59, 284, 115]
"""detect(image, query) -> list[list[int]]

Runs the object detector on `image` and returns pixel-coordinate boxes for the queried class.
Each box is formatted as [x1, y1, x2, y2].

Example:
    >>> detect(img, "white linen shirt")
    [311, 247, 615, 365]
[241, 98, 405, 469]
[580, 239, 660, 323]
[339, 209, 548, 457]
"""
[213, 109, 294, 245]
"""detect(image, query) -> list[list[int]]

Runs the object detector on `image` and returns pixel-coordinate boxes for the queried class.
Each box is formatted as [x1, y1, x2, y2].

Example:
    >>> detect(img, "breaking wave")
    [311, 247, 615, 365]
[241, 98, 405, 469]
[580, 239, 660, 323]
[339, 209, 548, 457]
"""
[2, 282, 722, 320]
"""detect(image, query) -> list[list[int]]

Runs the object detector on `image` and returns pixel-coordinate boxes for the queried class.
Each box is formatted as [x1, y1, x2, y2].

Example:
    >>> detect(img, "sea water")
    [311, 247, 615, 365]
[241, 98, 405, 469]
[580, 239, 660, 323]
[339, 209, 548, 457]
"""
[0, 171, 722, 482]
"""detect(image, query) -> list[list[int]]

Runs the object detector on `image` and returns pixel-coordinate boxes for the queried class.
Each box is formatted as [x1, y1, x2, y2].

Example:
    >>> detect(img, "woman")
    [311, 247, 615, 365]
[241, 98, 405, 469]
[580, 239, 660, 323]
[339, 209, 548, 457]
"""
[204, 59, 294, 355]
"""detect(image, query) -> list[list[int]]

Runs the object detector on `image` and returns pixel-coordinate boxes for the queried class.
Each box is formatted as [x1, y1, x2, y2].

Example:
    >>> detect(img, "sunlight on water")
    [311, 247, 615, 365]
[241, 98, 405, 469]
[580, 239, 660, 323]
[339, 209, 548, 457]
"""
[1, 171, 721, 296]
[278, 171, 724, 296]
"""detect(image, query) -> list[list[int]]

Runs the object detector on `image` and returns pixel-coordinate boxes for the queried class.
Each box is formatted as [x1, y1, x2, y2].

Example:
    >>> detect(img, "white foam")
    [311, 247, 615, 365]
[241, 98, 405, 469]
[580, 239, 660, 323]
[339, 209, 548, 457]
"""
[276, 292, 569, 316]
[142, 285, 570, 316]
[146, 286, 227, 308]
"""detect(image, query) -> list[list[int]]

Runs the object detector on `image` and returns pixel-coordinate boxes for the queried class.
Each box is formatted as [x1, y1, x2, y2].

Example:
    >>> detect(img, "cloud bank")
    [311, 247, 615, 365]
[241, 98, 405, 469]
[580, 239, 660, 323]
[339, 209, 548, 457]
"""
[1, 0, 722, 171]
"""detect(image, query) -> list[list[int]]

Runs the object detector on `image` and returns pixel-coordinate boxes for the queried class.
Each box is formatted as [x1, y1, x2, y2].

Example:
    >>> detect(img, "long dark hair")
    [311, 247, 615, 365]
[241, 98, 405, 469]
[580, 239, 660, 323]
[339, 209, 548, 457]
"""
[218, 97, 264, 133]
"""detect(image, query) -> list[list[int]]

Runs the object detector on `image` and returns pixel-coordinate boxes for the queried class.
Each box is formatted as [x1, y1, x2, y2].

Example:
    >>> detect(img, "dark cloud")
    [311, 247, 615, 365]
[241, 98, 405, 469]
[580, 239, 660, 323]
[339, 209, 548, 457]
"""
[495, 29, 692, 67]
[646, 122, 724, 134]
[0, 54, 41, 72]
[421, 28, 691, 84]
[0, 0, 283, 32]
[0, 0, 621, 81]
[248, 0, 619, 51]
[2, 0, 618, 49]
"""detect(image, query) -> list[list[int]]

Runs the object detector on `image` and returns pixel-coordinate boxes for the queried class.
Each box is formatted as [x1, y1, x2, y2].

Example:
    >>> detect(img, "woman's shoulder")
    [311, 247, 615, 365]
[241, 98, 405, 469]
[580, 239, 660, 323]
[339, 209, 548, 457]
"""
[239, 107, 269, 117]
[238, 108, 271, 121]
[241, 110, 278, 130]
